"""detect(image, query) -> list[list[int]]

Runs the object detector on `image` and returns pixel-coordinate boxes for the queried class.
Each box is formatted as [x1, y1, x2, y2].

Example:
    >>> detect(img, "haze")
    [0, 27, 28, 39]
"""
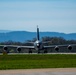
[0, 0, 76, 33]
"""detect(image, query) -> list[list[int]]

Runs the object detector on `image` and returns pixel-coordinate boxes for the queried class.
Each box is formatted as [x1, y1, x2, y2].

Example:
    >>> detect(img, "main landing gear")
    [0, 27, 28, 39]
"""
[29, 50, 32, 53]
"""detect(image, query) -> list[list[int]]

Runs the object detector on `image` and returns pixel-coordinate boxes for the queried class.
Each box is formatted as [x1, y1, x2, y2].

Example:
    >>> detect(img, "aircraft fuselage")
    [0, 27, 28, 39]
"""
[34, 40, 43, 50]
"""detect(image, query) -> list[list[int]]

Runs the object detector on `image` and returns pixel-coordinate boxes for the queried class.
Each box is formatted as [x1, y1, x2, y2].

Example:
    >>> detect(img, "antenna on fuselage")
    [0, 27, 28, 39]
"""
[37, 25, 40, 40]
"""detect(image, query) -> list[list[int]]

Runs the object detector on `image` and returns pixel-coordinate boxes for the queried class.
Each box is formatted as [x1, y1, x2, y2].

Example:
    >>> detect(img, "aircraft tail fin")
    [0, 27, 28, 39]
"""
[37, 25, 40, 40]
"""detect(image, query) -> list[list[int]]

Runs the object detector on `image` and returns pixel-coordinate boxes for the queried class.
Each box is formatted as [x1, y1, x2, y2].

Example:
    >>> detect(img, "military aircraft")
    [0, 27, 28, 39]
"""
[0, 26, 76, 53]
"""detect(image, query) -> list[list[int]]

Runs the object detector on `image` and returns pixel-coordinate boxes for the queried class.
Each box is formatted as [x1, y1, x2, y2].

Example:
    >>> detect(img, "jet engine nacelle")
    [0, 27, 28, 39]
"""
[3, 46, 8, 54]
[54, 46, 59, 51]
[68, 45, 72, 50]
[3, 46, 8, 51]
[17, 47, 21, 53]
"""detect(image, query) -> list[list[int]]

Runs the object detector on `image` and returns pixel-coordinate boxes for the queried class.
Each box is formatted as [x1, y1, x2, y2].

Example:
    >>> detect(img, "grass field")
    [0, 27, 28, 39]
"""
[0, 54, 76, 70]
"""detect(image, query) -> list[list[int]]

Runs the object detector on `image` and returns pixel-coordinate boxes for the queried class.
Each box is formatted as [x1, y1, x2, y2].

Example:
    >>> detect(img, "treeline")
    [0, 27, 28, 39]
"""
[0, 37, 76, 45]
[42, 37, 76, 45]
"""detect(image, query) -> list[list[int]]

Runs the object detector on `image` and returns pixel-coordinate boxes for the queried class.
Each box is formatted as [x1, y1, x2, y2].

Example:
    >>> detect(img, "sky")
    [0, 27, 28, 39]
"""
[0, 0, 76, 33]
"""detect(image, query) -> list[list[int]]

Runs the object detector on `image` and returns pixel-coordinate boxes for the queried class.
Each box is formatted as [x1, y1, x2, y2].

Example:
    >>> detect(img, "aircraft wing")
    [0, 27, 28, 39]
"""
[44, 44, 76, 50]
[0, 45, 34, 49]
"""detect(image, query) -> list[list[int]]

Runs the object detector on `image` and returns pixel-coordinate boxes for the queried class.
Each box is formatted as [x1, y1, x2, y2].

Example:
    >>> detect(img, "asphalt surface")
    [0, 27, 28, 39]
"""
[1, 52, 76, 55]
[0, 68, 76, 75]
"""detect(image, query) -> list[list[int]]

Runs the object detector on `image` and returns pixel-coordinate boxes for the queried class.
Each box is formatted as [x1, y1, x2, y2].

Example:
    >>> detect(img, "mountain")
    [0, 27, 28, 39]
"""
[0, 31, 76, 42]
[0, 30, 11, 33]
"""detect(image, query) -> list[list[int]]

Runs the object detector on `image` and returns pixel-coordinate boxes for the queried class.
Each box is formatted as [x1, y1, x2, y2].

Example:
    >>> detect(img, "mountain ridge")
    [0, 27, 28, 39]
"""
[0, 31, 76, 42]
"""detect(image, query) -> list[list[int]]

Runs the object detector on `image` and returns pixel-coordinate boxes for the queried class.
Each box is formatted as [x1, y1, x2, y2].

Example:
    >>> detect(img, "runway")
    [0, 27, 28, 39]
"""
[1, 52, 76, 55]
[0, 68, 76, 75]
